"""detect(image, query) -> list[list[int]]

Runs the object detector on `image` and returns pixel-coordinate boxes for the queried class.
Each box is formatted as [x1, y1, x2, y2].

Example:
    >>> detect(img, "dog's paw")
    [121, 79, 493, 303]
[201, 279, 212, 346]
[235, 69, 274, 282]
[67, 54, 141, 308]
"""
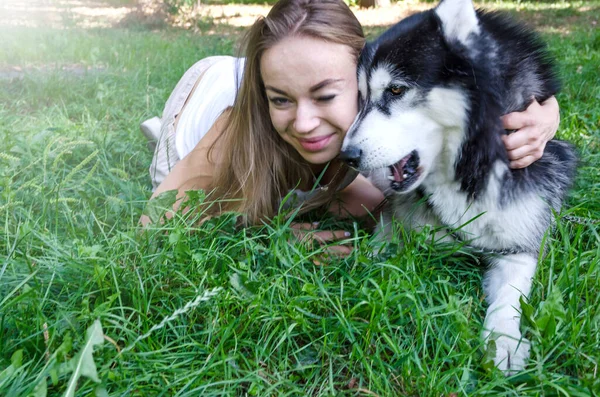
[487, 334, 530, 375]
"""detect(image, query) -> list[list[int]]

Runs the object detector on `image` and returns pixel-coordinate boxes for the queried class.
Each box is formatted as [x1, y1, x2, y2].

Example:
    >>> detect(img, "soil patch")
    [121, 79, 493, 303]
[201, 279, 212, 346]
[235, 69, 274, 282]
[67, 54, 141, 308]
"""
[0, 0, 135, 29]
[0, 64, 106, 80]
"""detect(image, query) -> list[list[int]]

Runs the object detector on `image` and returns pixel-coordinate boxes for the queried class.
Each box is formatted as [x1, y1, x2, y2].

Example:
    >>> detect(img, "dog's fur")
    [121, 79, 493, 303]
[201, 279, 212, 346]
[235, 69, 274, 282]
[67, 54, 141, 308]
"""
[340, 0, 576, 373]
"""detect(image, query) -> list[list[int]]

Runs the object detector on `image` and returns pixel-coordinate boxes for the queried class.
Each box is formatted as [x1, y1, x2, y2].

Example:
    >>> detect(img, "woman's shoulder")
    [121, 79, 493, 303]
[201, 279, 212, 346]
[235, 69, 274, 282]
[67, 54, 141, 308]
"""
[185, 108, 232, 167]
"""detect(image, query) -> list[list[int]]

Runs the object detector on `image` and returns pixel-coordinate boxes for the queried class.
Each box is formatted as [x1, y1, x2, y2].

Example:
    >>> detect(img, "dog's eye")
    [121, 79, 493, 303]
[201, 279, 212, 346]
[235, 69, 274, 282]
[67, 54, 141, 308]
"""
[388, 85, 407, 96]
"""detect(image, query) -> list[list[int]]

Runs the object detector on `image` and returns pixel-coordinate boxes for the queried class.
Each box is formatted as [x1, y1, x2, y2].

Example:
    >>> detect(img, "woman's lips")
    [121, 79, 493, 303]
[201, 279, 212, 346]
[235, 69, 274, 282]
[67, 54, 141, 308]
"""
[298, 134, 335, 152]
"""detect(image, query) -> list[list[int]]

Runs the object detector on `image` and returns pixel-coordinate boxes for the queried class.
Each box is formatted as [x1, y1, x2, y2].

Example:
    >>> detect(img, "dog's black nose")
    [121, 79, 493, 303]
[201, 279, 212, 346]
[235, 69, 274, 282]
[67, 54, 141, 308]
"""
[339, 146, 362, 169]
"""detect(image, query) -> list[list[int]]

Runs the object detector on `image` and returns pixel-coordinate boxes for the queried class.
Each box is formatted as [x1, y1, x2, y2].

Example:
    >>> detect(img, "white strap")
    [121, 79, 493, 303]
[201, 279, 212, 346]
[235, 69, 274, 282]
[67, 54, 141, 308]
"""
[175, 57, 246, 159]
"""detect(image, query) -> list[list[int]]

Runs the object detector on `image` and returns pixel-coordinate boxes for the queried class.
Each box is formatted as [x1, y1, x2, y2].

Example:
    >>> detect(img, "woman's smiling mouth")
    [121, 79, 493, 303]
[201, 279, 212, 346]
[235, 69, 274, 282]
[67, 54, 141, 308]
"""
[298, 133, 335, 152]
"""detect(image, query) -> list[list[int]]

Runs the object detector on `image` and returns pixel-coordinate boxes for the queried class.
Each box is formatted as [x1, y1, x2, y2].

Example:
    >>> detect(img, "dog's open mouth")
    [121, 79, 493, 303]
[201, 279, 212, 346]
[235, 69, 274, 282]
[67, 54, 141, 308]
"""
[387, 150, 420, 191]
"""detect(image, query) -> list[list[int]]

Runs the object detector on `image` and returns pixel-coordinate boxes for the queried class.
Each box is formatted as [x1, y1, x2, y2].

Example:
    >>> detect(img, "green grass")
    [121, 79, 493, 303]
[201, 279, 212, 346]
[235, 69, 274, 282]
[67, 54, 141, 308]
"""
[1, 1, 599, 396]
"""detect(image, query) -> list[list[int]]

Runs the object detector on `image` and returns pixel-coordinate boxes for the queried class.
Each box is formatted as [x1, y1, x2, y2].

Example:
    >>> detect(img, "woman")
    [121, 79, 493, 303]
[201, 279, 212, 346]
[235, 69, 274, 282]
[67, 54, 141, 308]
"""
[140, 0, 560, 250]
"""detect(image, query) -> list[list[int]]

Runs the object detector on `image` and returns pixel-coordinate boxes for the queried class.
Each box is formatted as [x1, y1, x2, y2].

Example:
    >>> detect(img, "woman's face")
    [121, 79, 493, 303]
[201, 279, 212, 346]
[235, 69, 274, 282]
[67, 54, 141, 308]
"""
[260, 35, 359, 165]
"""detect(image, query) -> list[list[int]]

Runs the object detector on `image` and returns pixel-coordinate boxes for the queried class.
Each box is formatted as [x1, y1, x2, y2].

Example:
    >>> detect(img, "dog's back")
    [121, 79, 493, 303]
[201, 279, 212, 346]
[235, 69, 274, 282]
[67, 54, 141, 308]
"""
[437, 7, 577, 202]
[476, 10, 560, 113]
[471, 11, 578, 215]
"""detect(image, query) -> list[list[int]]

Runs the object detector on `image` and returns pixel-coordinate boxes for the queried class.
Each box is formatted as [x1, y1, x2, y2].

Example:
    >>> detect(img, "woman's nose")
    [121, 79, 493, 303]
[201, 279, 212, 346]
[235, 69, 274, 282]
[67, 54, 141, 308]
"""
[293, 101, 320, 133]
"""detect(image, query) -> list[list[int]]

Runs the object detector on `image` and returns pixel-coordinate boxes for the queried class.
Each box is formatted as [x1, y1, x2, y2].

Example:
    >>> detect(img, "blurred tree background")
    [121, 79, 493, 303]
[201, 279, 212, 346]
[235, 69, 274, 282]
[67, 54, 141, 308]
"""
[140, 0, 579, 18]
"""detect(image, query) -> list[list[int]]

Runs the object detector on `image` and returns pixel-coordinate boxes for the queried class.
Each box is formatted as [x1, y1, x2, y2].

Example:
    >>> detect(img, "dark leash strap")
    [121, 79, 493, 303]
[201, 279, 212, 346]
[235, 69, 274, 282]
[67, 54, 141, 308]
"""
[562, 214, 600, 225]
[449, 232, 529, 256]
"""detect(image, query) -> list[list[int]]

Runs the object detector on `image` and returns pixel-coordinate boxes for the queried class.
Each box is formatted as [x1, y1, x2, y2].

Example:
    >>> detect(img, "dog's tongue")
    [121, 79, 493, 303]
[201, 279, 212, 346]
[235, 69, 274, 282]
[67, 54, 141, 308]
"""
[391, 153, 412, 182]
[391, 164, 403, 182]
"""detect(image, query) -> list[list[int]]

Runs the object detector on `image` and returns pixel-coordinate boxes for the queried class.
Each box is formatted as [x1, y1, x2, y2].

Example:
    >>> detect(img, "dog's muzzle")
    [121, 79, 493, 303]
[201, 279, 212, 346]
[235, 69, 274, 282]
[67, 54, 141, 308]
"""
[339, 146, 362, 169]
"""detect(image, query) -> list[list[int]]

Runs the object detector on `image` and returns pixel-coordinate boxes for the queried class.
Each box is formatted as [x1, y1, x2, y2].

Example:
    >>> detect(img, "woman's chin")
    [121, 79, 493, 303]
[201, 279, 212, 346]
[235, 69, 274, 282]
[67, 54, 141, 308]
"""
[301, 143, 343, 165]
[302, 150, 339, 165]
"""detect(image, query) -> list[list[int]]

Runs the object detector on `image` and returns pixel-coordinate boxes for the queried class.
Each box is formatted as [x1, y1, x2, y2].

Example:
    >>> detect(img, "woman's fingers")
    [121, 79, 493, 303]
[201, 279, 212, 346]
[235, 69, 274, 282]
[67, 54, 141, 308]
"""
[502, 126, 540, 150]
[500, 96, 560, 169]
[291, 223, 351, 244]
[290, 222, 319, 243]
[504, 126, 545, 153]
[501, 100, 539, 131]
[320, 244, 353, 257]
[507, 154, 539, 169]
[506, 143, 545, 164]
[312, 245, 353, 265]
[502, 127, 547, 168]
[290, 222, 354, 260]
[312, 230, 352, 243]
[291, 222, 319, 231]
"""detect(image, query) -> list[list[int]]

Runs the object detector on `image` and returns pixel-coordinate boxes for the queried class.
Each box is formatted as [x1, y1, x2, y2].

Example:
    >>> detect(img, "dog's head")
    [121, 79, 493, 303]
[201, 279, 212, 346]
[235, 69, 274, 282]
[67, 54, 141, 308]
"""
[340, 0, 483, 194]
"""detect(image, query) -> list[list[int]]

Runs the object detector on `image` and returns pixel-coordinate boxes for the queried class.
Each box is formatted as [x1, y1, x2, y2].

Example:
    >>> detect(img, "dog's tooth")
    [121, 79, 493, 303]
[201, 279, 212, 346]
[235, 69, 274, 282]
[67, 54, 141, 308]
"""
[387, 176, 395, 181]
[403, 173, 408, 179]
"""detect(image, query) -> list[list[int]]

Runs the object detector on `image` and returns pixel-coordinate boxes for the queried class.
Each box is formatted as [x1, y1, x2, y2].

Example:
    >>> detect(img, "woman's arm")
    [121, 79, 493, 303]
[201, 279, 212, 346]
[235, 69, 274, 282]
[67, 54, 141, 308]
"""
[330, 173, 385, 220]
[501, 96, 560, 168]
[140, 113, 228, 227]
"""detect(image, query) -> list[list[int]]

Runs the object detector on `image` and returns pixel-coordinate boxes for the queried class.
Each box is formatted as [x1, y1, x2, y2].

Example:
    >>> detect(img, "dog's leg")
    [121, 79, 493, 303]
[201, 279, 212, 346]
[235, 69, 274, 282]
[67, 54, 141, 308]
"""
[373, 192, 428, 251]
[482, 253, 537, 374]
[374, 192, 450, 254]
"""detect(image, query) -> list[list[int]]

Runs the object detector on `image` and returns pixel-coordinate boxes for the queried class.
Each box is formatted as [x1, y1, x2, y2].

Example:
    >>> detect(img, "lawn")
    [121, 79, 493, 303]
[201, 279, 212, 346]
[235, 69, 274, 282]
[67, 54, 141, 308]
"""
[0, 1, 599, 395]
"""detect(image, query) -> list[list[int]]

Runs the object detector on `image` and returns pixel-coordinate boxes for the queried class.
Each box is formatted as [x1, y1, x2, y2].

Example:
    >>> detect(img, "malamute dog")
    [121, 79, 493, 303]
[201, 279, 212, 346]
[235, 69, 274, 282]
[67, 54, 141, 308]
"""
[341, 0, 576, 373]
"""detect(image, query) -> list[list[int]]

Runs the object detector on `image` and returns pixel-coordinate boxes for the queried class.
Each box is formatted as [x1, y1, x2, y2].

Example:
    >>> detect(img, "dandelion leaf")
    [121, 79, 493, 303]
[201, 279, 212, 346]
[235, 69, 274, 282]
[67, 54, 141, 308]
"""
[63, 320, 104, 397]
[0, 349, 23, 383]
[30, 377, 48, 397]
[144, 189, 178, 223]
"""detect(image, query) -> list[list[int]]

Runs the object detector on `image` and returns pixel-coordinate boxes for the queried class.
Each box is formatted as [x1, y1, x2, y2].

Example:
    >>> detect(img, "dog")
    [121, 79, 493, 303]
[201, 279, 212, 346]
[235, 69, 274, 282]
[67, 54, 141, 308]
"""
[340, 0, 576, 374]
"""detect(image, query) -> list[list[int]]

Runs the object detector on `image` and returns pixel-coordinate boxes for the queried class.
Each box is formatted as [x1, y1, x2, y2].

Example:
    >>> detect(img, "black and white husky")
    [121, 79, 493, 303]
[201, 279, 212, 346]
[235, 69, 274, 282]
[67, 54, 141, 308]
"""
[340, 0, 576, 373]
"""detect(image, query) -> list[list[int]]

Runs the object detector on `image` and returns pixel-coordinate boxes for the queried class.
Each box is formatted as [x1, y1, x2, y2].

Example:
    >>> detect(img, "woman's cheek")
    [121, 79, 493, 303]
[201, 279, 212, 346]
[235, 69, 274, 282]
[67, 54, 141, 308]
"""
[269, 108, 285, 136]
[341, 95, 359, 133]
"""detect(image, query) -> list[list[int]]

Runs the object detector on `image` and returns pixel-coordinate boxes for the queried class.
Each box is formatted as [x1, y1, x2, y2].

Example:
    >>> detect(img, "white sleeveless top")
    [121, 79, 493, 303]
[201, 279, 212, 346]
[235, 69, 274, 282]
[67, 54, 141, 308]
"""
[175, 57, 246, 159]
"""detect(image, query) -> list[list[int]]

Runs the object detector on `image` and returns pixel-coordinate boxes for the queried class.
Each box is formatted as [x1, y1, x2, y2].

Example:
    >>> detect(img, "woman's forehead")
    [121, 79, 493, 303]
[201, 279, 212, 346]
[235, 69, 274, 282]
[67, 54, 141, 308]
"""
[261, 36, 357, 89]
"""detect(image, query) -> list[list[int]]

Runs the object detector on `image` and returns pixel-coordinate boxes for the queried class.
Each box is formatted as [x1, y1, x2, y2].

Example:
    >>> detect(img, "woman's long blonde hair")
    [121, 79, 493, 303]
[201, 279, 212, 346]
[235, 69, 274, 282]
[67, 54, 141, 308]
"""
[208, 0, 365, 225]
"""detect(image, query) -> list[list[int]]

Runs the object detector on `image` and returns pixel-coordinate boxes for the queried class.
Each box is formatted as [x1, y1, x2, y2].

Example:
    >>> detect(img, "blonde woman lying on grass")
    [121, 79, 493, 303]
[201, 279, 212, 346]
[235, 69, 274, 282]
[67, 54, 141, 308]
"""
[140, 0, 560, 255]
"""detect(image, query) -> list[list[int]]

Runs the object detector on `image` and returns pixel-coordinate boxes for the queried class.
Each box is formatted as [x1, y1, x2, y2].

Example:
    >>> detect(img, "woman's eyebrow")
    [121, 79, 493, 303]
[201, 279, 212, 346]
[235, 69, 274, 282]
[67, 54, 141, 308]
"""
[265, 79, 345, 96]
[309, 78, 344, 93]
[265, 86, 288, 96]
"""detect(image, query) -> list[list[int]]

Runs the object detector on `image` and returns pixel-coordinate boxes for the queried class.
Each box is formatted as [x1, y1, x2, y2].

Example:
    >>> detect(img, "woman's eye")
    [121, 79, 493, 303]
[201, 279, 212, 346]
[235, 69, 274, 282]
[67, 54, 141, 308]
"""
[317, 95, 336, 102]
[269, 97, 289, 106]
[388, 85, 407, 96]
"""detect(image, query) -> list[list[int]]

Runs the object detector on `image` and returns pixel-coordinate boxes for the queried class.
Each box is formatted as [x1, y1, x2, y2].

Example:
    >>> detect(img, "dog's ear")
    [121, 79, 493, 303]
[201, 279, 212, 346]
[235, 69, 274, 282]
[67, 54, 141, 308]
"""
[435, 0, 480, 46]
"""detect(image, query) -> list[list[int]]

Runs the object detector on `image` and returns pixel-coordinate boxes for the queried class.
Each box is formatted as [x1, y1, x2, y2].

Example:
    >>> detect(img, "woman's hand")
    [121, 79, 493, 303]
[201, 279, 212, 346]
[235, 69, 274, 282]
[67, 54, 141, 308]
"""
[501, 96, 560, 169]
[291, 222, 353, 263]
